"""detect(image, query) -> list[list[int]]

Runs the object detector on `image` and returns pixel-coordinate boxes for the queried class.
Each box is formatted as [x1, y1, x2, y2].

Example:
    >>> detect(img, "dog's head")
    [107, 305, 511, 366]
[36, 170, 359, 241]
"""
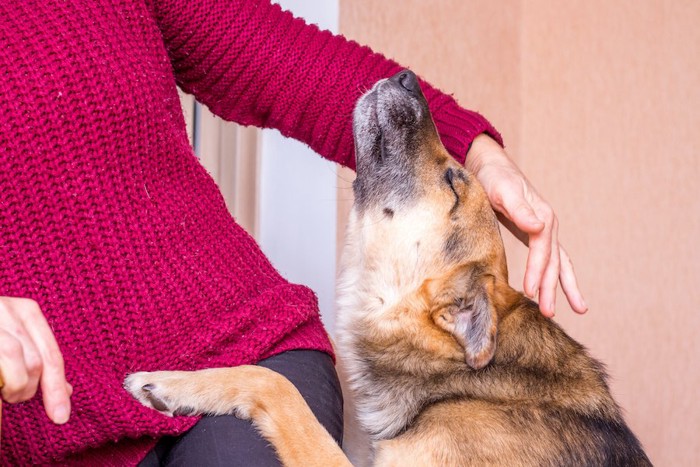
[349, 71, 509, 370]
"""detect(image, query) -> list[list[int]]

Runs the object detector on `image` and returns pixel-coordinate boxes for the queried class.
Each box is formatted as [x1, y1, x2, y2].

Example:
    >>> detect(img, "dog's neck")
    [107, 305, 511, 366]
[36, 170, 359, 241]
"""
[338, 278, 618, 441]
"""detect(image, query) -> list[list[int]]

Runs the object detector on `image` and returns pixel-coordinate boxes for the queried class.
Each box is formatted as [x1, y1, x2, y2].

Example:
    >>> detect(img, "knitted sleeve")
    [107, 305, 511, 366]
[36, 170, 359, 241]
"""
[151, 0, 503, 169]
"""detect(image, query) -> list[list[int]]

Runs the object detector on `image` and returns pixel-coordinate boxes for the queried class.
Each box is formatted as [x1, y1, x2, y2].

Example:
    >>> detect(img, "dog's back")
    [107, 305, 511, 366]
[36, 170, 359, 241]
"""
[377, 398, 650, 466]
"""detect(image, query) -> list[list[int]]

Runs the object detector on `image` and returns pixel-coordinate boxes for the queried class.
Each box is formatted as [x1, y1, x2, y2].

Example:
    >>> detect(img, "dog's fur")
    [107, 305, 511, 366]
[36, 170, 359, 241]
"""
[125, 71, 651, 466]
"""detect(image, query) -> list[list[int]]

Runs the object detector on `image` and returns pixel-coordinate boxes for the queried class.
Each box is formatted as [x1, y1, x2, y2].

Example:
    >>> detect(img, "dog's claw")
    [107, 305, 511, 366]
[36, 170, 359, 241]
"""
[173, 406, 196, 416]
[125, 371, 197, 417]
[144, 390, 171, 413]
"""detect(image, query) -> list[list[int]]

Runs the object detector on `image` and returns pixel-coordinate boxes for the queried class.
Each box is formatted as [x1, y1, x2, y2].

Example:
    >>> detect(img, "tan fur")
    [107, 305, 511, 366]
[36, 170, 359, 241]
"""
[125, 366, 350, 467]
[125, 72, 650, 466]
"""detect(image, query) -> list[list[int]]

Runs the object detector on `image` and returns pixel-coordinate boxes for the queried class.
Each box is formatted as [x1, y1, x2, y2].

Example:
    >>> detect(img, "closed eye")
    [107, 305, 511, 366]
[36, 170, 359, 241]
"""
[445, 168, 460, 211]
[445, 169, 457, 194]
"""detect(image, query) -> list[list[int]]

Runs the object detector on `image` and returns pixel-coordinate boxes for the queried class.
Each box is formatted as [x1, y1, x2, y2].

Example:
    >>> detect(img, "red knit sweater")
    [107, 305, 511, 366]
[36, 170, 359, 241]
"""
[0, 0, 501, 464]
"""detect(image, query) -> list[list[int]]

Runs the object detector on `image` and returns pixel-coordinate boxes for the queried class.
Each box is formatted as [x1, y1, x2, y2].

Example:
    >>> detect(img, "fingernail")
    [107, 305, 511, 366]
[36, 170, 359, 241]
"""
[580, 297, 588, 311]
[53, 404, 70, 424]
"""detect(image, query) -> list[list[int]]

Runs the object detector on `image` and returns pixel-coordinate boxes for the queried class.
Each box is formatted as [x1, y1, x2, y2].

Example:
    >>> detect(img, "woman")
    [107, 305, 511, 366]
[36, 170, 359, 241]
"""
[0, 0, 586, 464]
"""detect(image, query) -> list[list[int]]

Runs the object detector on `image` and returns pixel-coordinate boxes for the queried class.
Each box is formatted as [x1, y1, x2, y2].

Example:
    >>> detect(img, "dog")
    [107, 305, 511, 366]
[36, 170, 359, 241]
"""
[125, 70, 651, 466]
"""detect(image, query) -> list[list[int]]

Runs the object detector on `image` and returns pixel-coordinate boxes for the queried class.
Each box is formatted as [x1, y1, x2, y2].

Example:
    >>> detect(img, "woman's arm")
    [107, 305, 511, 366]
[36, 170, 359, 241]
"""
[150, 0, 501, 169]
[151, 0, 585, 315]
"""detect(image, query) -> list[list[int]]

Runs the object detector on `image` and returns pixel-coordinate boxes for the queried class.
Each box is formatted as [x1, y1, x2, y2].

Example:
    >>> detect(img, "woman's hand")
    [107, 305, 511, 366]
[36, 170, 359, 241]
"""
[465, 134, 588, 317]
[0, 297, 72, 424]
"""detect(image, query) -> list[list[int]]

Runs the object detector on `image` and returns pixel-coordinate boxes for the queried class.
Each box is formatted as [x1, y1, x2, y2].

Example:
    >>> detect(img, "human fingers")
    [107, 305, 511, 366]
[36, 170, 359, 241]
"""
[16, 298, 71, 424]
[497, 183, 558, 304]
[487, 179, 552, 302]
[559, 247, 588, 314]
[498, 205, 560, 316]
[0, 327, 36, 403]
[0, 298, 45, 403]
[493, 177, 557, 308]
[497, 188, 588, 315]
[535, 217, 561, 317]
[0, 297, 71, 424]
[519, 199, 555, 301]
[479, 169, 553, 300]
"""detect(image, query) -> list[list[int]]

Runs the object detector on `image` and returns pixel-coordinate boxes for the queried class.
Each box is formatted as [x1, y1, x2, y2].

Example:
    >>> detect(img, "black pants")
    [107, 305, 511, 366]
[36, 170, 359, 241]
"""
[139, 350, 343, 466]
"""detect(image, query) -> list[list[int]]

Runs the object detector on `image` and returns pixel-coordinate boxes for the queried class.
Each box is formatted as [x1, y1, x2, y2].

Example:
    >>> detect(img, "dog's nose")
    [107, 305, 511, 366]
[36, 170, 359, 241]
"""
[390, 70, 420, 94]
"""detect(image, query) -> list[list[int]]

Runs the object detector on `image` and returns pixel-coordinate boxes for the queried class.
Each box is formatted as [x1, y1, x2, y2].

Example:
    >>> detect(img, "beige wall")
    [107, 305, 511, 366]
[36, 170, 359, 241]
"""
[340, 1, 700, 465]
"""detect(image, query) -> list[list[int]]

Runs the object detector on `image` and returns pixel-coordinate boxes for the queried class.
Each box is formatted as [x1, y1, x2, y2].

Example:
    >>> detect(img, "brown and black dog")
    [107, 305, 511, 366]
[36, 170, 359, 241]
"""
[125, 70, 651, 466]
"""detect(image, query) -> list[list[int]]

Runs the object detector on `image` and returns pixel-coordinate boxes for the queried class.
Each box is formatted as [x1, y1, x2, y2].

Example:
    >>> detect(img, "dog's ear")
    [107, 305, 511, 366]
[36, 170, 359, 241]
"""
[427, 265, 498, 369]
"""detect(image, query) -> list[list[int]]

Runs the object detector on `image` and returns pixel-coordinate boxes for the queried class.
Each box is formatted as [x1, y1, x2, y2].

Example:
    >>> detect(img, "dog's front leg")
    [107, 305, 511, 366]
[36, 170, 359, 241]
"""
[124, 366, 350, 467]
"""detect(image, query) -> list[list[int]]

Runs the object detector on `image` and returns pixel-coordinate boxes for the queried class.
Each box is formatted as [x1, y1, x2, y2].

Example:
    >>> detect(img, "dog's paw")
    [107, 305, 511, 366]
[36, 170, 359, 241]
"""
[124, 371, 198, 417]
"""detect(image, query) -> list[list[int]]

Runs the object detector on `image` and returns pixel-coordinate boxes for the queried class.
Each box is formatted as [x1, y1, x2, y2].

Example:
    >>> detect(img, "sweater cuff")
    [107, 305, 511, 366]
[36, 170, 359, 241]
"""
[428, 96, 504, 166]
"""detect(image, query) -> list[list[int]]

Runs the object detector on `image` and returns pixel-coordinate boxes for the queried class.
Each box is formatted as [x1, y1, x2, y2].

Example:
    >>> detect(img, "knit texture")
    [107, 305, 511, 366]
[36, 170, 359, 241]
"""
[0, 0, 501, 464]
